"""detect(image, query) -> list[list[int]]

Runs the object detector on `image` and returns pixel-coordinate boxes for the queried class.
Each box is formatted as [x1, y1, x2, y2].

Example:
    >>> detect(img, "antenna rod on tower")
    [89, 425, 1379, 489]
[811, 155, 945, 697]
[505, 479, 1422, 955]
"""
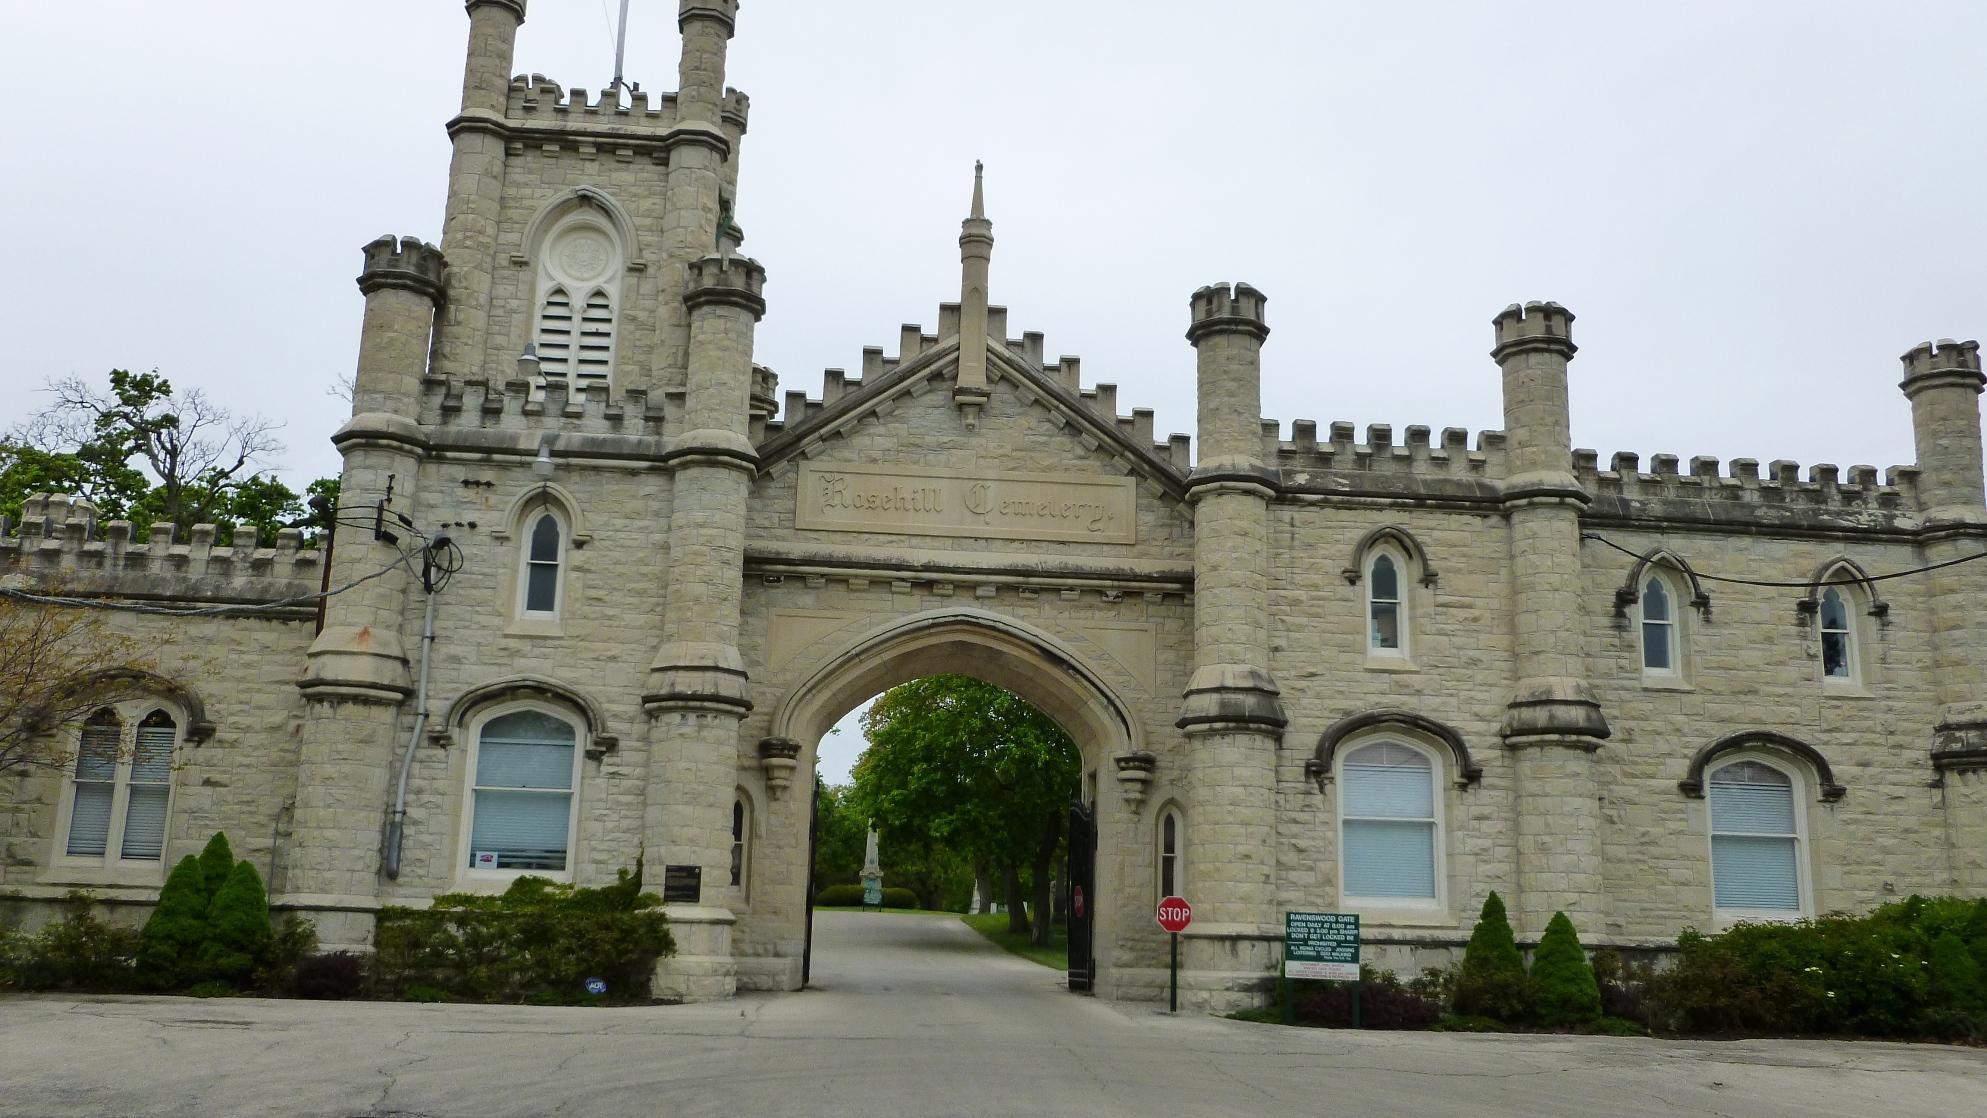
[611, 0, 633, 97]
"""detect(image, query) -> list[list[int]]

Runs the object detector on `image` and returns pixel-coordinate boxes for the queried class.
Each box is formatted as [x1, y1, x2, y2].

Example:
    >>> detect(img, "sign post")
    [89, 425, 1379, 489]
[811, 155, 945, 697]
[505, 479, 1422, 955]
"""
[1283, 912, 1361, 1027]
[1156, 895, 1192, 1013]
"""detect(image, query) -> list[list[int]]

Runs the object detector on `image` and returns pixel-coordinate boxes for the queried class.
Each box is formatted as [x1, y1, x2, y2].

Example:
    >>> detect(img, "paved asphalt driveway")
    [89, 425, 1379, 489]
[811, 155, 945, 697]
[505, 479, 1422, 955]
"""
[2, 910, 1982, 1117]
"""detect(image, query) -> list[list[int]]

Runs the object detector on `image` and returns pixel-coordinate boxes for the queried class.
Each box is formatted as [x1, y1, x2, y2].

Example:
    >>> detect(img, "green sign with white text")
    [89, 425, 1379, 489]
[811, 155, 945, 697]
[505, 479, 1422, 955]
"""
[1285, 911, 1359, 981]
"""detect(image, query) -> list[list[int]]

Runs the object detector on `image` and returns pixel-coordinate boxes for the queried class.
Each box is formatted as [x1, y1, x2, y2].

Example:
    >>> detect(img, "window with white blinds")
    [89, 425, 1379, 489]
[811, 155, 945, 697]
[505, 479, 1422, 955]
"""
[62, 704, 178, 866]
[467, 708, 579, 874]
[1709, 760, 1803, 913]
[1340, 741, 1439, 901]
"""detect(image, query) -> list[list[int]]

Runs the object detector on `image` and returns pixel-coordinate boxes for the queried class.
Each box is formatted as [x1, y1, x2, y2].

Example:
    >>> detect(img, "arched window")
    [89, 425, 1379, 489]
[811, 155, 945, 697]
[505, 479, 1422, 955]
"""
[519, 511, 565, 618]
[1367, 551, 1404, 655]
[730, 795, 750, 896]
[464, 705, 583, 878]
[1708, 758, 1806, 916]
[1640, 574, 1678, 676]
[1819, 586, 1856, 683]
[1157, 805, 1184, 900]
[62, 704, 181, 867]
[533, 212, 624, 388]
[1338, 740, 1441, 905]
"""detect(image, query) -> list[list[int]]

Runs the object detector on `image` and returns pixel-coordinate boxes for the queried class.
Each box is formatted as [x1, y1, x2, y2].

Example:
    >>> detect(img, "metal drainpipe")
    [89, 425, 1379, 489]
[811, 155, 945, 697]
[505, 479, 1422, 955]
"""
[383, 587, 438, 880]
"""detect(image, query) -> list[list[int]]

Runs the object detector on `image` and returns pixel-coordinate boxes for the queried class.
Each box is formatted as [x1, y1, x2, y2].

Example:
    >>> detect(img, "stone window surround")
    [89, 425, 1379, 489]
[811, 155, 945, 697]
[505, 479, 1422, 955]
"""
[454, 699, 589, 891]
[1798, 558, 1887, 693]
[1154, 800, 1184, 903]
[1611, 549, 1709, 689]
[1340, 526, 1436, 671]
[731, 787, 756, 904]
[43, 696, 192, 889]
[526, 192, 631, 389]
[492, 483, 589, 638]
[1698, 750, 1818, 924]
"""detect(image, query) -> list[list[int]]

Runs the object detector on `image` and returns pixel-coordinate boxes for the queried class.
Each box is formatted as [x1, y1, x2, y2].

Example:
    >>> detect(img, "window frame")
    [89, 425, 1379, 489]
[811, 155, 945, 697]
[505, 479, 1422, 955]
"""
[1704, 753, 1812, 923]
[730, 792, 751, 901]
[1335, 737, 1446, 915]
[456, 701, 587, 888]
[1637, 569, 1684, 682]
[1156, 803, 1184, 902]
[1364, 546, 1410, 661]
[48, 701, 184, 885]
[1814, 569, 1870, 690]
[516, 508, 568, 621]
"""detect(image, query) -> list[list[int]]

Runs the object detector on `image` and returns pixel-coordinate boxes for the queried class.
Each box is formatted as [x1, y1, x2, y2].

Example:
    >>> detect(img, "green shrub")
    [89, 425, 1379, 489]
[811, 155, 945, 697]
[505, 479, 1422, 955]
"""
[196, 832, 236, 903]
[2, 893, 139, 991]
[255, 915, 321, 994]
[1453, 892, 1530, 1022]
[292, 952, 365, 1000]
[1530, 912, 1602, 1027]
[200, 861, 273, 988]
[135, 855, 211, 990]
[1292, 966, 1443, 1030]
[1928, 933, 1984, 1015]
[880, 886, 918, 909]
[184, 980, 234, 998]
[372, 866, 673, 1004]
[815, 884, 865, 907]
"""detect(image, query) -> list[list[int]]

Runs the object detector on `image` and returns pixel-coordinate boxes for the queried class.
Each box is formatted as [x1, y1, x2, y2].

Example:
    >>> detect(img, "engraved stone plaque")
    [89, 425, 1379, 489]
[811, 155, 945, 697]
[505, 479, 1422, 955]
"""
[796, 463, 1137, 544]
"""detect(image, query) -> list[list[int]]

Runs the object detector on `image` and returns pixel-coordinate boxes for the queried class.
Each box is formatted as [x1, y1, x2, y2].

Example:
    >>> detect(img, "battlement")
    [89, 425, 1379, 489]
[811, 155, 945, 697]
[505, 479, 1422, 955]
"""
[357, 235, 445, 298]
[684, 253, 767, 305]
[1901, 338, 1984, 392]
[1491, 300, 1576, 358]
[1184, 283, 1269, 343]
[1, 495, 324, 607]
[501, 74, 750, 137]
[417, 372, 669, 437]
[1269, 420, 1506, 481]
[1575, 449, 1918, 515]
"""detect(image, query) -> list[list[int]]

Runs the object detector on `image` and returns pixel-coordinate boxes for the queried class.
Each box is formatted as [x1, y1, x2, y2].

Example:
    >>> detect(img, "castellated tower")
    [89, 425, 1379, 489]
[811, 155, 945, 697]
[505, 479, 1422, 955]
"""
[1491, 302, 1608, 936]
[284, 0, 763, 955]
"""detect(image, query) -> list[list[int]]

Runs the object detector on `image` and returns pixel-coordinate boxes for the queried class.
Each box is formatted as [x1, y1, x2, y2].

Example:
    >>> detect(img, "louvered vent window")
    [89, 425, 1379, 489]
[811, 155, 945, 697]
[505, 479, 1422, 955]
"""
[62, 703, 179, 866]
[121, 712, 176, 860]
[574, 291, 615, 383]
[65, 711, 121, 856]
[536, 286, 575, 377]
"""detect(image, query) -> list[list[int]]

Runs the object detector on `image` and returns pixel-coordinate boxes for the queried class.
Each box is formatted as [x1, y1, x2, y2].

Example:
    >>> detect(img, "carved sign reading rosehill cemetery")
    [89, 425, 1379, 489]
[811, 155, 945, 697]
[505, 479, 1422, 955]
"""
[796, 463, 1137, 545]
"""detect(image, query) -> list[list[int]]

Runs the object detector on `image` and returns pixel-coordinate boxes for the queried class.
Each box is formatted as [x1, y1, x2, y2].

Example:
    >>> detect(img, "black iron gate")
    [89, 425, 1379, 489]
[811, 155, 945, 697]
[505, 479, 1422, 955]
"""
[1066, 798, 1096, 992]
[802, 775, 821, 987]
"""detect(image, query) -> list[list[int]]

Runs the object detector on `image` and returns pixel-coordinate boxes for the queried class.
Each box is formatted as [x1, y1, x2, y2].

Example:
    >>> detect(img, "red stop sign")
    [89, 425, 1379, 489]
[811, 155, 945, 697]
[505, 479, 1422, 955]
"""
[1156, 895, 1192, 933]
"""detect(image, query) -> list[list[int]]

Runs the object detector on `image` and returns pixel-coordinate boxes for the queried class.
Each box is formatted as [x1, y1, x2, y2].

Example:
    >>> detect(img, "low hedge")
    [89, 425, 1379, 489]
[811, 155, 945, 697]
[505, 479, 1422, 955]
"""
[372, 868, 672, 1005]
[814, 884, 919, 909]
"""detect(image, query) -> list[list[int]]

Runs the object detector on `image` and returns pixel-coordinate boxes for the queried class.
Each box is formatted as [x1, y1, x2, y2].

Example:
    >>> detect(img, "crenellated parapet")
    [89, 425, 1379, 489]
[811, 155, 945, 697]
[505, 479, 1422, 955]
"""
[683, 253, 767, 316]
[1, 495, 322, 614]
[357, 235, 446, 300]
[1184, 282, 1270, 344]
[418, 372, 669, 437]
[1270, 421, 1506, 479]
[498, 74, 751, 145]
[1580, 450, 1917, 514]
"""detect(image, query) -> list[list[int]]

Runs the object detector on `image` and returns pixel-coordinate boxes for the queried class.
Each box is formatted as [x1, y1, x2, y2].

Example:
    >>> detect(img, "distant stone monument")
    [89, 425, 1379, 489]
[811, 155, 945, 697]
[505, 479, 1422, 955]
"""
[860, 824, 882, 908]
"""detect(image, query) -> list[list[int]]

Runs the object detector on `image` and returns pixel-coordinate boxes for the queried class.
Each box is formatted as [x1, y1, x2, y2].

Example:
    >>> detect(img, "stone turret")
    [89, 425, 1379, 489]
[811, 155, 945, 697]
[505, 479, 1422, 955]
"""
[1900, 339, 1986, 521]
[1176, 282, 1282, 1008]
[954, 163, 994, 421]
[643, 247, 767, 1002]
[652, 0, 742, 394]
[1491, 300, 1608, 937]
[352, 236, 445, 415]
[434, 0, 526, 381]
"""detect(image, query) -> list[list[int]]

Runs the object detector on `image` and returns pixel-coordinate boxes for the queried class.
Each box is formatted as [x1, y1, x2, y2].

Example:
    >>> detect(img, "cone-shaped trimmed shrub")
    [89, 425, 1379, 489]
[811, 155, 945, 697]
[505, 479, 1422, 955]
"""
[1930, 932, 1984, 1014]
[1453, 891, 1531, 1022]
[199, 861, 272, 988]
[1531, 912, 1602, 1027]
[196, 832, 235, 908]
[136, 855, 211, 990]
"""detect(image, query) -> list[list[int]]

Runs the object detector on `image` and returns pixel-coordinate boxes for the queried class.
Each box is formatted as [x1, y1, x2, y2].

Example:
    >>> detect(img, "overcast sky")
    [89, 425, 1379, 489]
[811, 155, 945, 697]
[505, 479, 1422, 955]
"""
[9, 1, 1986, 779]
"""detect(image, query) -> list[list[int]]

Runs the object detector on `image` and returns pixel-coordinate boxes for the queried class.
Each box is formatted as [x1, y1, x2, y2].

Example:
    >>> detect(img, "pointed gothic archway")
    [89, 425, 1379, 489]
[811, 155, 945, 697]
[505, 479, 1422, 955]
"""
[767, 607, 1140, 992]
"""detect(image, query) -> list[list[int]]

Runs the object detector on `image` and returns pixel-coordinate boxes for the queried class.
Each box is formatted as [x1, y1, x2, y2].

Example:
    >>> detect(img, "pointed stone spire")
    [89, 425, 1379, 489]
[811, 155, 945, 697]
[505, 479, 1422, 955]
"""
[955, 161, 994, 421]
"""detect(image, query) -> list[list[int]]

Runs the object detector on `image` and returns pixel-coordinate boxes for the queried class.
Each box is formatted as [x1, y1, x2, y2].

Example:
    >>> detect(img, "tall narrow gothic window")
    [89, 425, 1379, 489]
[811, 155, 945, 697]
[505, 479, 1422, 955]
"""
[521, 512, 564, 617]
[64, 705, 180, 865]
[731, 797, 749, 894]
[1158, 807, 1183, 899]
[1339, 741, 1439, 903]
[1709, 760, 1804, 915]
[466, 708, 581, 875]
[1368, 553, 1403, 653]
[533, 213, 624, 388]
[1641, 576, 1677, 674]
[1819, 587, 1855, 681]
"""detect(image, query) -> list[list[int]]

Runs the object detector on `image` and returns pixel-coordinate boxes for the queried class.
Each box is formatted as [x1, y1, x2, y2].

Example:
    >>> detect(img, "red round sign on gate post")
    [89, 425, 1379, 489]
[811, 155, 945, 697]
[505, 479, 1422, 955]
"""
[1156, 895, 1192, 933]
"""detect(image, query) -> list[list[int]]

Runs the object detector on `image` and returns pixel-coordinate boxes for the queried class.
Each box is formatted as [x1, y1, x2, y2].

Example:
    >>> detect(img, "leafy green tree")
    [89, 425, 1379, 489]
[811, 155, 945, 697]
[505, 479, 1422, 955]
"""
[135, 856, 210, 990]
[1530, 911, 1602, 1027]
[200, 861, 273, 987]
[1453, 891, 1531, 1022]
[848, 676, 1079, 945]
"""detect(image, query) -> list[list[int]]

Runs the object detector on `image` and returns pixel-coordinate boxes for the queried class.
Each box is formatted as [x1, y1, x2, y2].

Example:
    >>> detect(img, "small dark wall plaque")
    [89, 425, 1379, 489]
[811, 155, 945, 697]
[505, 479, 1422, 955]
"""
[662, 864, 702, 903]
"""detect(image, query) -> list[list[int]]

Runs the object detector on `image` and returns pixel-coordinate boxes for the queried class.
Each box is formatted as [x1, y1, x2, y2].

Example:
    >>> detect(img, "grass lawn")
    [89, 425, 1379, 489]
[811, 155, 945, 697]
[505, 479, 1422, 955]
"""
[961, 912, 1068, 971]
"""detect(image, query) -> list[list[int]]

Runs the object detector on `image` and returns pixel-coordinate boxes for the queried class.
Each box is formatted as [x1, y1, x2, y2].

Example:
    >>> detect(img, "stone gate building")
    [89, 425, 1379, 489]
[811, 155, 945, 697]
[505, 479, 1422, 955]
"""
[5, 1, 1986, 1010]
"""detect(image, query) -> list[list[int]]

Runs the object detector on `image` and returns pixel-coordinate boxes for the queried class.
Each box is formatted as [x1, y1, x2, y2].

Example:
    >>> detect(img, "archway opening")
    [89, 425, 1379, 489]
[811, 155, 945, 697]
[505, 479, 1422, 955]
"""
[765, 610, 1135, 994]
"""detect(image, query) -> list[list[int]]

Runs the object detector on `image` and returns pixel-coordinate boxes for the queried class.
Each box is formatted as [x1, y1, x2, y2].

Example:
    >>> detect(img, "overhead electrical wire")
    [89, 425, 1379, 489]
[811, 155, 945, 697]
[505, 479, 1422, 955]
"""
[1580, 531, 1987, 589]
